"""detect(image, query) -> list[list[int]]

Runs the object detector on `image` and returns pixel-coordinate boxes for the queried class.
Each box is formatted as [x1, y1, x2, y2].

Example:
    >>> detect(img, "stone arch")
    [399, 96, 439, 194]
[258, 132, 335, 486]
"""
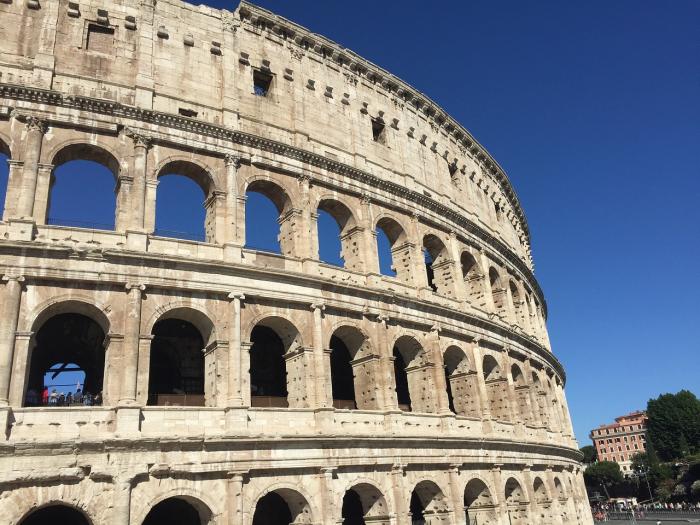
[0, 135, 11, 219]
[47, 142, 120, 229]
[422, 233, 455, 298]
[392, 334, 436, 413]
[251, 484, 314, 525]
[0, 132, 12, 158]
[144, 303, 217, 346]
[17, 502, 93, 525]
[510, 362, 534, 425]
[247, 315, 304, 408]
[342, 482, 390, 523]
[552, 476, 568, 500]
[132, 486, 219, 525]
[464, 477, 497, 525]
[488, 267, 506, 313]
[329, 324, 378, 410]
[483, 354, 511, 422]
[316, 196, 363, 271]
[532, 476, 550, 503]
[410, 479, 451, 524]
[460, 251, 486, 308]
[146, 306, 216, 406]
[29, 296, 112, 335]
[244, 177, 296, 256]
[375, 214, 411, 282]
[154, 158, 218, 242]
[509, 279, 526, 326]
[504, 477, 529, 524]
[443, 345, 479, 417]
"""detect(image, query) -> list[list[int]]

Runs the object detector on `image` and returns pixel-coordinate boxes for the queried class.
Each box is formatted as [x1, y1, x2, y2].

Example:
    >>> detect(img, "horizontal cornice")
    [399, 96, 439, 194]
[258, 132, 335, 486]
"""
[0, 83, 547, 318]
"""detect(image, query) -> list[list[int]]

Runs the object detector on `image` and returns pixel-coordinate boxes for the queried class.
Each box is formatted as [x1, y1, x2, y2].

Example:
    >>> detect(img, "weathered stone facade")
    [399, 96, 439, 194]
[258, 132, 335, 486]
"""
[0, 0, 593, 524]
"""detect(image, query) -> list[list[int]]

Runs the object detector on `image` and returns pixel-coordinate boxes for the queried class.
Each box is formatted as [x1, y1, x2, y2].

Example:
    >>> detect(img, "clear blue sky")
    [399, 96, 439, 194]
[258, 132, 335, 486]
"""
[2, 0, 697, 442]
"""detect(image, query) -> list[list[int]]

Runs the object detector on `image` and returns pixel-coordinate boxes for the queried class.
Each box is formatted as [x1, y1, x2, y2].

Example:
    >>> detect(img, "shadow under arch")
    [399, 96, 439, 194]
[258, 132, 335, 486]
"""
[342, 482, 390, 524]
[464, 477, 497, 525]
[409, 479, 451, 524]
[252, 486, 314, 525]
[329, 324, 376, 410]
[443, 345, 480, 417]
[141, 495, 213, 525]
[18, 502, 93, 525]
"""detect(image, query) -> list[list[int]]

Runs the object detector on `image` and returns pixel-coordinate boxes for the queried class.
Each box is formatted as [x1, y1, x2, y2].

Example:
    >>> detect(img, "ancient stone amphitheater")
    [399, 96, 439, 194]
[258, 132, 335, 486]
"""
[0, 0, 592, 524]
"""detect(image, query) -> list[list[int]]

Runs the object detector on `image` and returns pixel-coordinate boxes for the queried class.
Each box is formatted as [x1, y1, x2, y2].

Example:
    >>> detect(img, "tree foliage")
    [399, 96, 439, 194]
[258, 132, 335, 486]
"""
[581, 445, 597, 464]
[584, 461, 624, 489]
[646, 390, 700, 461]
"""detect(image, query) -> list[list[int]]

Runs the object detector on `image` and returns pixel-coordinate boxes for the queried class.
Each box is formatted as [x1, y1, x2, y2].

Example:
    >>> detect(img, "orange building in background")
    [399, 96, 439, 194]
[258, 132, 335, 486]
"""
[590, 411, 648, 474]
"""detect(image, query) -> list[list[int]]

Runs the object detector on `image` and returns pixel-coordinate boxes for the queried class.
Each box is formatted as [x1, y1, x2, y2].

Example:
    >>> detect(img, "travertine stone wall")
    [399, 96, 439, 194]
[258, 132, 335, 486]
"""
[0, 0, 590, 524]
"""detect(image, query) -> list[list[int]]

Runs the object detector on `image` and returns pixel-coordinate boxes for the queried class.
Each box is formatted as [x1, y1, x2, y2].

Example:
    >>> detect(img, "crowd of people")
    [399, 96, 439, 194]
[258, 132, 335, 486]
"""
[24, 387, 102, 407]
[592, 501, 700, 521]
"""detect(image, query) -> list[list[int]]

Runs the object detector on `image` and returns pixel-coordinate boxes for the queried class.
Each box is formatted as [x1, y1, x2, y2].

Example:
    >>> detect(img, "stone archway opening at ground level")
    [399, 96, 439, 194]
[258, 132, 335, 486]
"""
[142, 496, 212, 525]
[19, 504, 91, 525]
[252, 488, 313, 525]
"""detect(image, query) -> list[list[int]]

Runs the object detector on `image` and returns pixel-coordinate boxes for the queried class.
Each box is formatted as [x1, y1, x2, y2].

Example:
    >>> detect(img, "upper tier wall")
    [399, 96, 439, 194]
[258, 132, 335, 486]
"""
[0, 0, 533, 268]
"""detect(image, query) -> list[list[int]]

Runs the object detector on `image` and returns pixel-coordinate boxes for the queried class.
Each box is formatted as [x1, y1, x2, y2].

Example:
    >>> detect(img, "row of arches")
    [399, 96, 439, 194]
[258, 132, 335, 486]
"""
[20, 302, 570, 435]
[15, 475, 576, 525]
[0, 140, 544, 338]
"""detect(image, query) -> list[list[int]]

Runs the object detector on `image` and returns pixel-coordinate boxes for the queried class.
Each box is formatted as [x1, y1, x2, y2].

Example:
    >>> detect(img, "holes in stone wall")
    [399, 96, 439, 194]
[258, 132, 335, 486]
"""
[86, 23, 114, 54]
[253, 69, 272, 96]
[371, 117, 386, 144]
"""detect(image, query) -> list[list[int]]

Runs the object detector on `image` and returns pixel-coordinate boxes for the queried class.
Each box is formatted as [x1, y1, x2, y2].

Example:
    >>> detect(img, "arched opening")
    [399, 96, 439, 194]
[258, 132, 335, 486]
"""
[249, 317, 301, 407]
[19, 504, 91, 525]
[245, 179, 293, 256]
[504, 478, 529, 525]
[342, 483, 390, 525]
[49, 145, 119, 230]
[531, 372, 549, 426]
[316, 199, 360, 270]
[142, 496, 211, 525]
[329, 334, 356, 409]
[376, 217, 410, 281]
[410, 480, 450, 525]
[532, 477, 552, 523]
[148, 317, 206, 406]
[464, 478, 496, 525]
[329, 326, 378, 410]
[482, 354, 510, 422]
[461, 252, 485, 307]
[155, 161, 214, 242]
[155, 174, 206, 241]
[394, 335, 435, 413]
[422, 234, 454, 297]
[0, 140, 10, 219]
[25, 313, 105, 407]
[553, 477, 571, 523]
[509, 280, 525, 325]
[511, 363, 533, 425]
[443, 346, 479, 417]
[252, 488, 312, 525]
[489, 267, 505, 313]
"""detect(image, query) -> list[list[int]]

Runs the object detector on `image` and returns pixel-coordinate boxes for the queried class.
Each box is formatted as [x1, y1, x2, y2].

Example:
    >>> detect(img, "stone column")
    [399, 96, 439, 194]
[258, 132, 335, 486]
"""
[14, 114, 47, 219]
[318, 467, 337, 524]
[2, 160, 23, 221]
[227, 293, 245, 406]
[524, 361, 542, 428]
[448, 231, 467, 302]
[32, 163, 54, 225]
[478, 251, 496, 312]
[376, 314, 398, 410]
[120, 283, 145, 405]
[112, 477, 133, 525]
[224, 154, 243, 248]
[298, 174, 314, 260]
[361, 194, 380, 274]
[490, 465, 508, 525]
[556, 382, 574, 437]
[124, 129, 152, 232]
[8, 331, 33, 406]
[521, 465, 536, 522]
[311, 303, 330, 407]
[0, 274, 24, 406]
[471, 342, 492, 421]
[448, 464, 464, 524]
[428, 326, 450, 414]
[391, 464, 408, 524]
[502, 352, 521, 425]
[227, 471, 245, 525]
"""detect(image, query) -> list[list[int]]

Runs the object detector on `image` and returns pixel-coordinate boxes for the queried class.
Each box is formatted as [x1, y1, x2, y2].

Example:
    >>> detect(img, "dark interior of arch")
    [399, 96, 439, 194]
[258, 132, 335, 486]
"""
[250, 325, 288, 402]
[330, 335, 356, 408]
[25, 313, 105, 406]
[423, 248, 437, 292]
[48, 159, 116, 230]
[393, 348, 411, 411]
[148, 319, 204, 406]
[155, 174, 206, 241]
[245, 190, 282, 253]
[142, 497, 202, 525]
[20, 505, 91, 525]
[409, 490, 426, 524]
[342, 489, 365, 525]
[252, 492, 292, 525]
[445, 367, 456, 413]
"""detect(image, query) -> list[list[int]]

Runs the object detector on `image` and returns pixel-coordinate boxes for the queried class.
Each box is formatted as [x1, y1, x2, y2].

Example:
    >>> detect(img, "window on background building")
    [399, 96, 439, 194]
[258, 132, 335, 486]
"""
[634, 444, 638, 450]
[624, 436, 628, 441]
[626, 445, 630, 450]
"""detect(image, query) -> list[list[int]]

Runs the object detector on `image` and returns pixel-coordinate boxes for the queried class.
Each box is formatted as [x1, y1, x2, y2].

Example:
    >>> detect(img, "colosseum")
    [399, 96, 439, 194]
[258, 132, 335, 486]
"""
[0, 0, 592, 524]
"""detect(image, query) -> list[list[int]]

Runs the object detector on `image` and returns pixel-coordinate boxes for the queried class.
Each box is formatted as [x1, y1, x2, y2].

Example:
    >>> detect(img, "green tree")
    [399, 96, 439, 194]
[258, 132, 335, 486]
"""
[581, 445, 597, 464]
[584, 461, 624, 495]
[647, 390, 700, 461]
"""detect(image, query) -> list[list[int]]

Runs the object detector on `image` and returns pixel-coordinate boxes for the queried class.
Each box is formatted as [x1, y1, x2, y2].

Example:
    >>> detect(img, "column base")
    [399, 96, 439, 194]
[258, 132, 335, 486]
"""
[115, 406, 142, 437]
[223, 243, 243, 263]
[7, 218, 36, 241]
[225, 406, 248, 434]
[126, 230, 149, 251]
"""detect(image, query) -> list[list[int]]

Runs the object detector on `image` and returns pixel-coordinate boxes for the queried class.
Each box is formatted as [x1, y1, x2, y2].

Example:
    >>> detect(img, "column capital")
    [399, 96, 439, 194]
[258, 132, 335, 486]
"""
[125, 283, 146, 293]
[12, 111, 48, 134]
[228, 291, 246, 302]
[227, 470, 247, 481]
[310, 302, 325, 312]
[224, 153, 244, 169]
[123, 127, 153, 149]
[2, 274, 25, 284]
